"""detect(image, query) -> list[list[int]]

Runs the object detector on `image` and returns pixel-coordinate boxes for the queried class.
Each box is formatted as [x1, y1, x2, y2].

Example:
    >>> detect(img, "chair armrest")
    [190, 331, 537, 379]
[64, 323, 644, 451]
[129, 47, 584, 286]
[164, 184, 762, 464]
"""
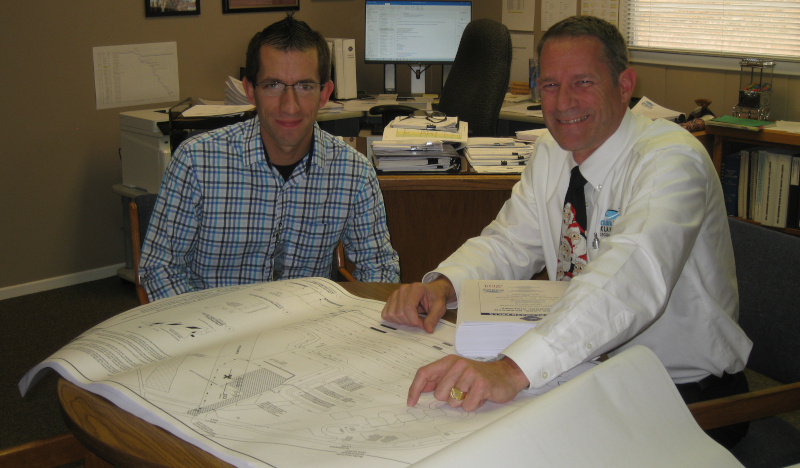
[688, 382, 800, 430]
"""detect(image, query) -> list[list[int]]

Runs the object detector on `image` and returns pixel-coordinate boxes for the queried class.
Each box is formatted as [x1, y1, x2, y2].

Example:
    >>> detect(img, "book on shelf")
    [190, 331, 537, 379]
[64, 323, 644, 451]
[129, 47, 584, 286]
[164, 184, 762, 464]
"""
[455, 280, 568, 358]
[737, 149, 750, 219]
[727, 145, 800, 229]
[707, 115, 776, 131]
[721, 152, 741, 217]
[788, 156, 800, 229]
[765, 148, 794, 228]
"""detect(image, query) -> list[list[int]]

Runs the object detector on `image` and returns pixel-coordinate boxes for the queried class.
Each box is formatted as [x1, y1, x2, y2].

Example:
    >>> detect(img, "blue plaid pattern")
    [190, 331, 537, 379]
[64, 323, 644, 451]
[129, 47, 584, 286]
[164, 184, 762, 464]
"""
[139, 118, 399, 301]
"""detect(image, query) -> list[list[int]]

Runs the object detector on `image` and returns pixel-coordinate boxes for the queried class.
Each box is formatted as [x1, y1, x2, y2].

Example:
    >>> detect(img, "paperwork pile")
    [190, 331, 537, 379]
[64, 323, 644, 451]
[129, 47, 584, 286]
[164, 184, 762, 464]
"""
[371, 139, 460, 172]
[515, 127, 549, 142]
[373, 113, 465, 172]
[455, 280, 568, 358]
[225, 76, 250, 106]
[631, 96, 682, 121]
[381, 115, 468, 145]
[464, 138, 533, 174]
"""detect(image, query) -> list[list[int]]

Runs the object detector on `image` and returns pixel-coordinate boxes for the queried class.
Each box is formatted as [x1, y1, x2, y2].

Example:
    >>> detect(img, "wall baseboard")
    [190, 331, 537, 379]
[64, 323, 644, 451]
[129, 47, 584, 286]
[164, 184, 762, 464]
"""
[0, 264, 126, 301]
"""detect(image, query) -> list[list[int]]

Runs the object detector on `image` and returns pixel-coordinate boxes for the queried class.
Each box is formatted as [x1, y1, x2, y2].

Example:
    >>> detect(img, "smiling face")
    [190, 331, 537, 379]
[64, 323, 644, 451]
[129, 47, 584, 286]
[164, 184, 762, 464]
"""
[538, 35, 635, 164]
[243, 46, 333, 165]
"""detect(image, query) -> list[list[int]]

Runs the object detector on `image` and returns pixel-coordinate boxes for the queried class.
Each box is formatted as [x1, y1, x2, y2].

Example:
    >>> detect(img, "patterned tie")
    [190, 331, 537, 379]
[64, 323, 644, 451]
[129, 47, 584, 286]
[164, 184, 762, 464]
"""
[557, 166, 588, 281]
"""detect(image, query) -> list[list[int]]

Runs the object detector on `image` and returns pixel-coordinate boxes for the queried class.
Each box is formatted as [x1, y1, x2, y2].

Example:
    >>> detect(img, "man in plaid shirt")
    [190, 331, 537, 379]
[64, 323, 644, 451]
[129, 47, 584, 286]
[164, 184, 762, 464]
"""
[140, 16, 399, 301]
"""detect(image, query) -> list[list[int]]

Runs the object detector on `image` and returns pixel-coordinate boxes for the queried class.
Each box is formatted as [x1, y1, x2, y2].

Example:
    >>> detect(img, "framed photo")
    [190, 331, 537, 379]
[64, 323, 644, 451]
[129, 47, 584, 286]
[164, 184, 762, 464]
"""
[145, 0, 200, 17]
[222, 0, 299, 14]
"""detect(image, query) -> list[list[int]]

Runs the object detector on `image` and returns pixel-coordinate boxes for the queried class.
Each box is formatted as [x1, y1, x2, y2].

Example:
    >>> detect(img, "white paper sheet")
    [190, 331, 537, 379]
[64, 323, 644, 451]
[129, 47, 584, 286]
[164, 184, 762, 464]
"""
[414, 346, 743, 468]
[93, 42, 179, 110]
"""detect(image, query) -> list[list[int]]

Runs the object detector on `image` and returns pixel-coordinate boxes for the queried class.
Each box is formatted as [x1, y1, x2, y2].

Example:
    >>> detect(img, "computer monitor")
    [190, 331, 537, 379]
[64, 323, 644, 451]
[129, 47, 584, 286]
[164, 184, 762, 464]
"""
[365, 1, 472, 94]
[365, 1, 472, 64]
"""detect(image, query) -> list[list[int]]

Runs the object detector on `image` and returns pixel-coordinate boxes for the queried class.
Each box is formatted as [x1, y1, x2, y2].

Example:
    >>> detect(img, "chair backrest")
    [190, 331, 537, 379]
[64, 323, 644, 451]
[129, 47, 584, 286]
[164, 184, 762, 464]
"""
[728, 218, 800, 384]
[130, 193, 158, 305]
[437, 19, 512, 137]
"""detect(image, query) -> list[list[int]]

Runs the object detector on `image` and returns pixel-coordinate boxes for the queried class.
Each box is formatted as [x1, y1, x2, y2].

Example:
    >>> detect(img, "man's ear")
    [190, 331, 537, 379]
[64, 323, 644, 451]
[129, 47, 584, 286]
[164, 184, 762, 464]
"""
[617, 67, 637, 104]
[318, 80, 334, 109]
[242, 77, 257, 106]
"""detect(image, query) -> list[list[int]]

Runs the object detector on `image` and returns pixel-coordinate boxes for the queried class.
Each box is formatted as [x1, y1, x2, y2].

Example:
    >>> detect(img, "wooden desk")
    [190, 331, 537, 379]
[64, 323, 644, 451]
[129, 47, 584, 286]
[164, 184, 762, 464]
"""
[59, 282, 403, 467]
[378, 174, 519, 282]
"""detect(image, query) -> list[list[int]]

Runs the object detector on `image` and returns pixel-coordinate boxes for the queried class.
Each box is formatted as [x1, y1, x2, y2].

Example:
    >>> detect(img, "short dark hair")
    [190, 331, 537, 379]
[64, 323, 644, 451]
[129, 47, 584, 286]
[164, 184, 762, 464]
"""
[244, 14, 331, 85]
[537, 15, 629, 82]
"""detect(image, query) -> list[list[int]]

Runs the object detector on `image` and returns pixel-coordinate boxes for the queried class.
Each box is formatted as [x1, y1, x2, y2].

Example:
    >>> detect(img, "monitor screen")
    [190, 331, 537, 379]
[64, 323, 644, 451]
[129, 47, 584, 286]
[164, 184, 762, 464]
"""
[365, 1, 472, 64]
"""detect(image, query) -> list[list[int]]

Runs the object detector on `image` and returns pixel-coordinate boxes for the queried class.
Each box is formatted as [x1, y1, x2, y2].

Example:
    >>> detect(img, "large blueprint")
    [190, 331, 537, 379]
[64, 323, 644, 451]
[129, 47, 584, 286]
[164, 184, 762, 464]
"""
[19, 278, 593, 467]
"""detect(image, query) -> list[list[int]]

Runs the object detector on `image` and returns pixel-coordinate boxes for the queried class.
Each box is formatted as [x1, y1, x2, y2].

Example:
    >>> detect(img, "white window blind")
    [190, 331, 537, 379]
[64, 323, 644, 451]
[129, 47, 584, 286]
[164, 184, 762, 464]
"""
[620, 0, 800, 60]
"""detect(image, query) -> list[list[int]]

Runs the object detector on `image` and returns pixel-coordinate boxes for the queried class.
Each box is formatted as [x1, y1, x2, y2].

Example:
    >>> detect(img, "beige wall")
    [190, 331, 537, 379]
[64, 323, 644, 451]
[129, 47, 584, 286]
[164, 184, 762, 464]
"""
[2, 1, 797, 291]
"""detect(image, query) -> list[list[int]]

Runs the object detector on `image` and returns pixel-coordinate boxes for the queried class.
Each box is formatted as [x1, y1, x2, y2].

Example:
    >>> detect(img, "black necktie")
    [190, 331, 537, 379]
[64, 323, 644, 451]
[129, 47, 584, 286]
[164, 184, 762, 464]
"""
[557, 166, 588, 281]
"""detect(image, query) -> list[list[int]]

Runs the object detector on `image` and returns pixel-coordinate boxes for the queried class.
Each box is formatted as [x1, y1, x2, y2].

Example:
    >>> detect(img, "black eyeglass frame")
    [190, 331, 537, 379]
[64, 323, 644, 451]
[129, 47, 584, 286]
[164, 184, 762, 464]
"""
[398, 109, 448, 123]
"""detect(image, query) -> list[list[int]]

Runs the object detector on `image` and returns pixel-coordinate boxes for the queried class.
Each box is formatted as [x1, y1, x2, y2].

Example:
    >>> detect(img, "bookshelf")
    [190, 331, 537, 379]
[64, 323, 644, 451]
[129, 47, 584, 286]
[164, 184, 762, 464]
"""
[706, 125, 800, 237]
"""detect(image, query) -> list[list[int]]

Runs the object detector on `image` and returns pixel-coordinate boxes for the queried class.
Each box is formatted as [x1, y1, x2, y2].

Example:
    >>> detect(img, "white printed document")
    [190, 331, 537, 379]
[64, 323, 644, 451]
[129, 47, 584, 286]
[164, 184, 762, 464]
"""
[456, 280, 568, 357]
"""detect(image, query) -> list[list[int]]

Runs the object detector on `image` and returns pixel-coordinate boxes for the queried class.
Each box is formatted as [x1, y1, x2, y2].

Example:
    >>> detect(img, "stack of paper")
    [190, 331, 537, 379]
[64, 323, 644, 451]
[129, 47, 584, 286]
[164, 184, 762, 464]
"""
[515, 127, 549, 142]
[224, 76, 250, 106]
[464, 138, 533, 174]
[455, 280, 568, 358]
[318, 100, 345, 114]
[371, 139, 459, 172]
[382, 117, 469, 145]
[631, 96, 682, 121]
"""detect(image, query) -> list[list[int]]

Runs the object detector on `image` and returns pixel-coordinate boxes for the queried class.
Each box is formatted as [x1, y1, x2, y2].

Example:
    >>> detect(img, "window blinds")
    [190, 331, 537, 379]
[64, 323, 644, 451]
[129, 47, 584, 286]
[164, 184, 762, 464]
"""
[619, 0, 800, 60]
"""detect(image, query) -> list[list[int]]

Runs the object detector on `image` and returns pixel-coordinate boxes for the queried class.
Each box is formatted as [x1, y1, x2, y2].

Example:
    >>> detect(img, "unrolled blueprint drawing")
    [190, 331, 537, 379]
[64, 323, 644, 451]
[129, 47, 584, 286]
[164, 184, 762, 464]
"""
[19, 278, 594, 468]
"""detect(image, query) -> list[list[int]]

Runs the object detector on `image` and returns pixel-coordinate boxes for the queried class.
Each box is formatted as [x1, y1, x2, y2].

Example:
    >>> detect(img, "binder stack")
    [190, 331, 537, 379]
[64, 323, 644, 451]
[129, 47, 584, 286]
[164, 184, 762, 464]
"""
[464, 138, 534, 174]
[327, 38, 357, 100]
[371, 139, 460, 173]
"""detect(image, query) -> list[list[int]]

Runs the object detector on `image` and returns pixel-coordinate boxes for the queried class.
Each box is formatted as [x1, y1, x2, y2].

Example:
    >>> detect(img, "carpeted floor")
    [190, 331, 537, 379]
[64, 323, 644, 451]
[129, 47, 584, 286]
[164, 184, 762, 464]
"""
[0, 276, 139, 451]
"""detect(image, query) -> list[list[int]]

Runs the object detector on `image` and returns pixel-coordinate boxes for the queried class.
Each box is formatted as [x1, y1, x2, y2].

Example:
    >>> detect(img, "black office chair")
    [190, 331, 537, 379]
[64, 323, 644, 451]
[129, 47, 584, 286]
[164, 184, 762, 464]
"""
[370, 19, 512, 137]
[436, 18, 512, 137]
[687, 218, 800, 466]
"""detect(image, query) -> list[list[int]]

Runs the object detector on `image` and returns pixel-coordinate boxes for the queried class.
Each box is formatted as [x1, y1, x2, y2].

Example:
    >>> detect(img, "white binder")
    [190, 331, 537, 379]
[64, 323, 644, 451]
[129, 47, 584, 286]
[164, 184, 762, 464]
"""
[327, 38, 357, 100]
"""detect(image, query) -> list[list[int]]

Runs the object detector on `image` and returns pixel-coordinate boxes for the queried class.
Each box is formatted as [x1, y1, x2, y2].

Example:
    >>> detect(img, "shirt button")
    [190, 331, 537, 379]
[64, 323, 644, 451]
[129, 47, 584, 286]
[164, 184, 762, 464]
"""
[541, 371, 549, 380]
[586, 342, 593, 350]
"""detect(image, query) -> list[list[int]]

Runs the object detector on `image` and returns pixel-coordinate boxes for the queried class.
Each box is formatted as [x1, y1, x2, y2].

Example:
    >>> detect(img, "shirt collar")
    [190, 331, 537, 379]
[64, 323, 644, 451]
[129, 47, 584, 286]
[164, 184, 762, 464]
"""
[575, 110, 635, 189]
[242, 117, 325, 173]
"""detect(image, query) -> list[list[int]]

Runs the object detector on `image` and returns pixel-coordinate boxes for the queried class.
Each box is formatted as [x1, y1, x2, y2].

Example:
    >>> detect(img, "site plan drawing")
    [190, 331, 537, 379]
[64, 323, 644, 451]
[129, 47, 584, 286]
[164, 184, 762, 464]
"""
[20, 278, 594, 467]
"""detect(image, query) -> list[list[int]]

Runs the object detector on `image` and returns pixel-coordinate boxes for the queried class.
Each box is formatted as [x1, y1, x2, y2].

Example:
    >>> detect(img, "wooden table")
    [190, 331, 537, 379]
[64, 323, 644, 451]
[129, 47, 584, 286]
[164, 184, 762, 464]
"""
[59, 282, 402, 467]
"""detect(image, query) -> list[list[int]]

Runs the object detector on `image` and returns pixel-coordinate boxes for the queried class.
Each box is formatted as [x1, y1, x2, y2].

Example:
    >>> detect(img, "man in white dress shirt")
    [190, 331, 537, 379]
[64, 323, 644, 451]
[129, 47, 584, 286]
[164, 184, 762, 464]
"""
[381, 15, 752, 448]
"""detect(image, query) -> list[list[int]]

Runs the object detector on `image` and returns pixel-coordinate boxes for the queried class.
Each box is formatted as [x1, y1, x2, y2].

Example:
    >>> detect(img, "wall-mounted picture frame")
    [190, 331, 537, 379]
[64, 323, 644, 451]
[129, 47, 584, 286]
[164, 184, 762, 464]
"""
[145, 0, 200, 17]
[222, 0, 299, 14]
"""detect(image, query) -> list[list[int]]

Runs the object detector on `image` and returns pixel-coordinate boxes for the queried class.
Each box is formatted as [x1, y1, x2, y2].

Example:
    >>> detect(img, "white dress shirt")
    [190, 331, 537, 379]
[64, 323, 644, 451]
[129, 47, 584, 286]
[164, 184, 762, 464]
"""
[428, 111, 752, 387]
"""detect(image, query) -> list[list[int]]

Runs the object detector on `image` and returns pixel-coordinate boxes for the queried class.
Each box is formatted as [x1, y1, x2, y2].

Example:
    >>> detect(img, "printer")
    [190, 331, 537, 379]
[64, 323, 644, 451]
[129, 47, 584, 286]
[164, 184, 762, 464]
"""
[119, 108, 171, 194]
[119, 103, 256, 193]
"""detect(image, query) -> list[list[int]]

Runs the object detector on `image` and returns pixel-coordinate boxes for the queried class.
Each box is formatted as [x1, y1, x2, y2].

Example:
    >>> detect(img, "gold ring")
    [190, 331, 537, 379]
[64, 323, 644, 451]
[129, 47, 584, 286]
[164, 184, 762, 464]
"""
[450, 387, 467, 401]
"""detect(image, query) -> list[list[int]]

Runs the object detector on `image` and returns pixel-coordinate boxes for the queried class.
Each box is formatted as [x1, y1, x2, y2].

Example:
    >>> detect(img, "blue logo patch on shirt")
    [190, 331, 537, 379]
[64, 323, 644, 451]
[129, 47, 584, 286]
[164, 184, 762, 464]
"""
[599, 210, 619, 238]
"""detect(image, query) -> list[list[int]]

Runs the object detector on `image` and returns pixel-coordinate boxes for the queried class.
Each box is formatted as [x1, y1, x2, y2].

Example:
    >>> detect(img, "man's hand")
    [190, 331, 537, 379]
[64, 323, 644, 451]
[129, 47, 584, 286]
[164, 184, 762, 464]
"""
[381, 278, 456, 333]
[407, 355, 530, 412]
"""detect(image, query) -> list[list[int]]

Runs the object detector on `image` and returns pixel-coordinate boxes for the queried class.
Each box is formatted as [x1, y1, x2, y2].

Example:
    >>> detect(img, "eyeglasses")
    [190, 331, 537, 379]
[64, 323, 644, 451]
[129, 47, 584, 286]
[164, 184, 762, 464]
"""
[254, 80, 323, 98]
[398, 109, 447, 123]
